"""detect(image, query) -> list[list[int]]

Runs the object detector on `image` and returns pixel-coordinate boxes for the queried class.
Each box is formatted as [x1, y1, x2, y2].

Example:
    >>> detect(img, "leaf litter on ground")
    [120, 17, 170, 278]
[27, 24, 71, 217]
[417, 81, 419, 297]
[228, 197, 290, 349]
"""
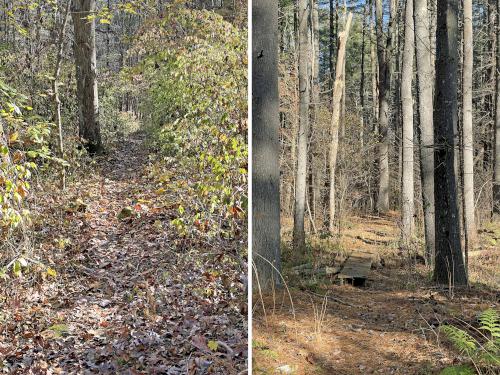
[0, 132, 247, 374]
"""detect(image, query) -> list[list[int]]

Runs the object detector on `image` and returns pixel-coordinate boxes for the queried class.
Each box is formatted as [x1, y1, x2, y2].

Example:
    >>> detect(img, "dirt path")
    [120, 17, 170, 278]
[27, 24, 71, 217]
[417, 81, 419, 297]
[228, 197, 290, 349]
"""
[253, 216, 499, 375]
[1, 133, 247, 374]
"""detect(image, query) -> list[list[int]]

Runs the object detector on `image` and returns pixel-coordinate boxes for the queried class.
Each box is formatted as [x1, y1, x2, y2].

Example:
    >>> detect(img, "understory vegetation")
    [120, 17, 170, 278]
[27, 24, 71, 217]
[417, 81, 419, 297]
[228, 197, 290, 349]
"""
[0, 0, 247, 372]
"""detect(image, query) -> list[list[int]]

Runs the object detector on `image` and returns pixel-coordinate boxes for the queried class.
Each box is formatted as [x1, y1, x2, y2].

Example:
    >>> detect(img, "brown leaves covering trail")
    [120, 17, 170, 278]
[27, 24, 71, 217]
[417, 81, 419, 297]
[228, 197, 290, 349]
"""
[0, 133, 247, 374]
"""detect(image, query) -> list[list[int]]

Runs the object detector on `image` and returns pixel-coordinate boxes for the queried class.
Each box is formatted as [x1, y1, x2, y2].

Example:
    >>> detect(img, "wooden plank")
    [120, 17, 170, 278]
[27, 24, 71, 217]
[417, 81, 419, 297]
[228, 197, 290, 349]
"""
[338, 251, 373, 284]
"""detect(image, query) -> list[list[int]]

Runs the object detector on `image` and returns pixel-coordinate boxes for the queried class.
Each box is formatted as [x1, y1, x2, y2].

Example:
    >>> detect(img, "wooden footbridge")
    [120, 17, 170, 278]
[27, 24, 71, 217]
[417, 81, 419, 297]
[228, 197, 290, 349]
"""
[337, 250, 374, 286]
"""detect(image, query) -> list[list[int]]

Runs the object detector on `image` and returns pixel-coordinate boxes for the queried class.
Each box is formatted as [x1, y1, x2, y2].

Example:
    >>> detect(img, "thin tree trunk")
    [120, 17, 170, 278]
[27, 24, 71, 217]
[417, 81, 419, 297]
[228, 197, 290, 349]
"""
[72, 0, 102, 154]
[329, 13, 353, 232]
[106, 0, 111, 69]
[433, 0, 467, 286]
[293, 0, 311, 253]
[329, 0, 335, 99]
[414, 0, 435, 264]
[375, 0, 395, 213]
[494, 0, 500, 215]
[53, 0, 71, 189]
[360, 2, 368, 150]
[462, 0, 476, 257]
[290, 51, 299, 216]
[311, 0, 320, 220]
[370, 0, 378, 133]
[312, 0, 320, 116]
[401, 0, 415, 248]
[252, 0, 281, 288]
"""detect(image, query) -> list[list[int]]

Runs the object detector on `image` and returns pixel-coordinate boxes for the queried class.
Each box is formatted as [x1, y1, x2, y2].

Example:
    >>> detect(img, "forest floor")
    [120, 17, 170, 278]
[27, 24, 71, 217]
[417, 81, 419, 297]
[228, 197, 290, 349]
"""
[253, 214, 499, 375]
[0, 132, 247, 374]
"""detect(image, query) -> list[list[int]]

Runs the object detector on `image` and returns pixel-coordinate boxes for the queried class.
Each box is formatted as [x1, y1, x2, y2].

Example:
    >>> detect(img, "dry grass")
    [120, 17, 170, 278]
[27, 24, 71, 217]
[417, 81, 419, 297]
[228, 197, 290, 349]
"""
[253, 215, 499, 374]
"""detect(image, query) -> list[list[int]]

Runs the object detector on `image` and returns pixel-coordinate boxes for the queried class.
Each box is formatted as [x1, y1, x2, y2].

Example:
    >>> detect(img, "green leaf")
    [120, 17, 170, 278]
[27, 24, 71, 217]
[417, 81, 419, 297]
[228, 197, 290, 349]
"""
[207, 340, 218, 351]
[12, 260, 21, 277]
[47, 267, 57, 278]
[118, 206, 133, 220]
[48, 324, 69, 337]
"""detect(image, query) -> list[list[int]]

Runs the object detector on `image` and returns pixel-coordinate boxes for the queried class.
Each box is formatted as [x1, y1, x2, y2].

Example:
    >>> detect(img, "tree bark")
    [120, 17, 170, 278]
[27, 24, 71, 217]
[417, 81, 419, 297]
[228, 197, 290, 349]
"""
[329, 0, 335, 98]
[401, 0, 414, 248]
[311, 0, 320, 117]
[72, 0, 102, 154]
[53, 0, 71, 189]
[293, 0, 311, 253]
[252, 0, 281, 288]
[494, 0, 500, 215]
[370, 0, 378, 133]
[414, 0, 436, 263]
[360, 2, 368, 150]
[462, 0, 476, 254]
[375, 0, 395, 213]
[433, 0, 467, 286]
[311, 0, 321, 220]
[328, 13, 353, 232]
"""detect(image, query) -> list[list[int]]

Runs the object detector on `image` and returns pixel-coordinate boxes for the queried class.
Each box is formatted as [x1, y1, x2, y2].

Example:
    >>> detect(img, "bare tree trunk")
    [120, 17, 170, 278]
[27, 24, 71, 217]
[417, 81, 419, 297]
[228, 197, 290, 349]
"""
[494, 0, 500, 215]
[106, 0, 111, 69]
[252, 0, 281, 288]
[329, 13, 353, 232]
[401, 0, 414, 248]
[430, 0, 437, 86]
[311, 1, 320, 116]
[360, 2, 368, 150]
[290, 52, 299, 216]
[72, 0, 102, 154]
[462, 0, 476, 258]
[311, 0, 320, 220]
[433, 0, 467, 286]
[53, 0, 71, 189]
[414, 0, 435, 264]
[375, 0, 395, 213]
[293, 0, 311, 253]
[370, 0, 378, 133]
[329, 0, 335, 99]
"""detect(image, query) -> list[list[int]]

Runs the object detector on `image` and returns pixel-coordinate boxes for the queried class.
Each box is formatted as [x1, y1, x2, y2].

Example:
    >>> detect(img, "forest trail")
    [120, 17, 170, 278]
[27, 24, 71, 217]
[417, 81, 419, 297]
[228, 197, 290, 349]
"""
[1, 133, 247, 374]
[253, 215, 499, 375]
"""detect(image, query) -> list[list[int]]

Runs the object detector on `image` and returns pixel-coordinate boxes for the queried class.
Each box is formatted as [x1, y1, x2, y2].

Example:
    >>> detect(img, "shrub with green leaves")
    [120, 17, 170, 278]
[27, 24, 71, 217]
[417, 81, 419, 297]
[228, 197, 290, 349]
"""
[0, 79, 53, 242]
[440, 309, 500, 374]
[127, 4, 247, 239]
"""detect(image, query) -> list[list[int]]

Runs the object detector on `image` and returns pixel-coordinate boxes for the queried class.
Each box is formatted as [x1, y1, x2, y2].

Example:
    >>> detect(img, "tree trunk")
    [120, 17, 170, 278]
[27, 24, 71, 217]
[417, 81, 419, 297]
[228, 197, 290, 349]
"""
[106, 0, 111, 69]
[252, 0, 281, 288]
[414, 0, 435, 263]
[360, 2, 368, 150]
[375, 0, 394, 213]
[401, 0, 414, 248]
[433, 0, 467, 286]
[462, 0, 476, 255]
[72, 0, 102, 154]
[494, 0, 500, 215]
[53, 0, 71, 189]
[311, 0, 320, 220]
[329, 0, 335, 98]
[293, 0, 311, 253]
[312, 0, 320, 117]
[329, 13, 353, 232]
[370, 0, 378, 133]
